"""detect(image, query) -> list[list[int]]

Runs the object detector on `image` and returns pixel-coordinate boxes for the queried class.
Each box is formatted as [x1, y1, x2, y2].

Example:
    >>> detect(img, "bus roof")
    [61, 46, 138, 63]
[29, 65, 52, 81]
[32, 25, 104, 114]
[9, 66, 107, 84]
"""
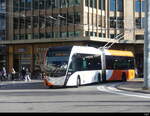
[71, 46, 102, 55]
[106, 49, 134, 57]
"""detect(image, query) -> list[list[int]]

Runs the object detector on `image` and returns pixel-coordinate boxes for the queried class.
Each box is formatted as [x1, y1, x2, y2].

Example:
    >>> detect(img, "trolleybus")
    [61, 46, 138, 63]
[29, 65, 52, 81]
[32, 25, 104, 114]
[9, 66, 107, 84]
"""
[41, 46, 135, 87]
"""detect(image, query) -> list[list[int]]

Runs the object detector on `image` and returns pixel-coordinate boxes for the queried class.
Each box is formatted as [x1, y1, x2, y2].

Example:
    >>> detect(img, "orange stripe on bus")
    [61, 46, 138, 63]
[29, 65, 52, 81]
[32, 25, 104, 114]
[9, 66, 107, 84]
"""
[108, 70, 135, 81]
[43, 79, 54, 86]
[108, 70, 127, 81]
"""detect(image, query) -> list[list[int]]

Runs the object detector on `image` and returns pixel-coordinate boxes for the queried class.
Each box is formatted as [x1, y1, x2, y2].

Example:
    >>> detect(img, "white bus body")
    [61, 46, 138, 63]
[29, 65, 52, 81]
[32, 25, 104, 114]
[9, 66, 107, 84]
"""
[43, 46, 102, 87]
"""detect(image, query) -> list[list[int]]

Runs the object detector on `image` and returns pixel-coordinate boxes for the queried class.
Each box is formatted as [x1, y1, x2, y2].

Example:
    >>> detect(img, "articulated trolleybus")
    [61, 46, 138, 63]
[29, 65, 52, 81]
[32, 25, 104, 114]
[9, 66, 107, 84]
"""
[42, 46, 135, 88]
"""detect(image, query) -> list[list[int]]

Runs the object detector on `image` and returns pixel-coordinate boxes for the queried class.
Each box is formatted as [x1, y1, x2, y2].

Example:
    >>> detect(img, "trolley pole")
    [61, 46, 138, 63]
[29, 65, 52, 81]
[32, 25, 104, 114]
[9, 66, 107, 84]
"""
[144, 0, 150, 89]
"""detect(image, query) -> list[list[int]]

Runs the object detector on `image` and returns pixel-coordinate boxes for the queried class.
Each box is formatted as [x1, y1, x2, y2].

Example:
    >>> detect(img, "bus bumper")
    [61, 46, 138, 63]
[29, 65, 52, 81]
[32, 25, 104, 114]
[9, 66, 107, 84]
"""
[43, 76, 66, 87]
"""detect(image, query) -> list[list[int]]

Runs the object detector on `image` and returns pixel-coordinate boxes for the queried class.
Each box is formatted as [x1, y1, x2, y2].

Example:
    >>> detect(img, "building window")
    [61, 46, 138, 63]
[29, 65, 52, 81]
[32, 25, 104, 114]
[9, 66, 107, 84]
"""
[99, 0, 105, 10]
[61, 32, 67, 38]
[67, 12, 74, 24]
[0, 0, 5, 11]
[26, 16, 32, 29]
[33, 0, 39, 10]
[75, 0, 81, 6]
[142, 0, 145, 12]
[0, 15, 5, 30]
[20, 34, 25, 40]
[33, 16, 39, 28]
[68, 32, 74, 37]
[26, 33, 32, 40]
[117, 17, 124, 29]
[74, 12, 80, 24]
[61, 0, 68, 8]
[110, 17, 116, 28]
[0, 33, 5, 40]
[90, 32, 93, 36]
[110, 0, 116, 11]
[117, 0, 123, 11]
[85, 31, 89, 37]
[39, 16, 46, 28]
[54, 32, 60, 38]
[14, 17, 19, 29]
[39, 33, 45, 39]
[46, 0, 53, 9]
[85, 0, 89, 6]
[135, 0, 141, 12]
[109, 0, 123, 11]
[14, 34, 19, 40]
[136, 35, 144, 40]
[109, 17, 124, 29]
[26, 0, 32, 10]
[20, 0, 25, 11]
[135, 0, 145, 12]
[110, 34, 115, 39]
[75, 31, 80, 37]
[20, 17, 25, 29]
[33, 33, 39, 39]
[135, 17, 145, 29]
[13, 0, 19, 12]
[46, 32, 53, 38]
[90, 0, 93, 7]
[93, 0, 97, 8]
[39, 0, 45, 9]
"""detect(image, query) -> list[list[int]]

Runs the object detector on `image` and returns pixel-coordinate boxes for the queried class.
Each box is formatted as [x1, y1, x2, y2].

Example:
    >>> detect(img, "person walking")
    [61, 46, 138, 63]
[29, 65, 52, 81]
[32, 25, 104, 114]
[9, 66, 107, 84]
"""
[0, 68, 3, 81]
[24, 68, 31, 82]
[21, 67, 26, 80]
[2, 67, 7, 81]
[11, 67, 16, 81]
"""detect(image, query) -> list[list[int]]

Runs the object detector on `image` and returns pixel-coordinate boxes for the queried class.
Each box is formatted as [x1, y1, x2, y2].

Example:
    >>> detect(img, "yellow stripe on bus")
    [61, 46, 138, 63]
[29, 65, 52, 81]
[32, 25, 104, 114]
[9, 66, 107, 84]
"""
[107, 50, 134, 57]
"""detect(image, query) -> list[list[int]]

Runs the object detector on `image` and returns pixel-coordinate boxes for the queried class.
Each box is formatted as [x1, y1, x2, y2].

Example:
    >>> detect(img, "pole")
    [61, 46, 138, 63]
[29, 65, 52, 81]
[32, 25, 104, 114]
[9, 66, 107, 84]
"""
[144, 0, 150, 89]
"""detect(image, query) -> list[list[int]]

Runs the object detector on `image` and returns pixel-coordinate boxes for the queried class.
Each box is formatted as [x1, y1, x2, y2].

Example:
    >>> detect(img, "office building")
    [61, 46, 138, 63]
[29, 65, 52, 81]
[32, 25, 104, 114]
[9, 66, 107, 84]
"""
[0, 0, 144, 77]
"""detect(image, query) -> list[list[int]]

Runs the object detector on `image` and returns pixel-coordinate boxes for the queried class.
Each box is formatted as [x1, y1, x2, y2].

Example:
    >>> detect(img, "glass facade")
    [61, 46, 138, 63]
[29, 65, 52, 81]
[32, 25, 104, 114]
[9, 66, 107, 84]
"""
[0, 0, 6, 40]
[0, 0, 6, 68]
[0, 0, 144, 78]
[13, 0, 81, 11]
[13, 0, 81, 40]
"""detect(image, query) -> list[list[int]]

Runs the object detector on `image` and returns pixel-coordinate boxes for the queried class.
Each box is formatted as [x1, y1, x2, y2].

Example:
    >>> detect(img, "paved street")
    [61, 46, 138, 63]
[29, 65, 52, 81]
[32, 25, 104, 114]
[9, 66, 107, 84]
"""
[0, 81, 150, 113]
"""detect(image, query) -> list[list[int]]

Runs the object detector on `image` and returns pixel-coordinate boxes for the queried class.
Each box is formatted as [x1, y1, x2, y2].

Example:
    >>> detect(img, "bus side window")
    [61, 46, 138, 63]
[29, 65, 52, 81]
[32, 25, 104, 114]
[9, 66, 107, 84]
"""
[68, 62, 73, 72]
[106, 56, 115, 69]
[83, 58, 87, 70]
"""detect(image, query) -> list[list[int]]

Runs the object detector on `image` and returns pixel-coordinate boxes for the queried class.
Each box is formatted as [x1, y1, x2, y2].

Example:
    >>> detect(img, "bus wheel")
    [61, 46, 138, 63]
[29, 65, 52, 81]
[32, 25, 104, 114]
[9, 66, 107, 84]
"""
[48, 86, 54, 89]
[122, 73, 127, 82]
[76, 76, 81, 88]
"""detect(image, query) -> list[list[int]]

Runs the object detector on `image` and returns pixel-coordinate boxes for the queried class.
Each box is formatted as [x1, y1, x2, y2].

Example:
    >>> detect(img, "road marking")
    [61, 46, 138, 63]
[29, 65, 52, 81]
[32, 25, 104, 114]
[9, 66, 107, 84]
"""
[97, 83, 150, 99]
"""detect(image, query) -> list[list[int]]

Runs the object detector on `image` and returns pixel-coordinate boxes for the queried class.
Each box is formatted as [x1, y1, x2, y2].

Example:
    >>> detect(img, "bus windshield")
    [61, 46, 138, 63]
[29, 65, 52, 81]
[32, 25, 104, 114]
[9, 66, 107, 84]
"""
[44, 46, 72, 77]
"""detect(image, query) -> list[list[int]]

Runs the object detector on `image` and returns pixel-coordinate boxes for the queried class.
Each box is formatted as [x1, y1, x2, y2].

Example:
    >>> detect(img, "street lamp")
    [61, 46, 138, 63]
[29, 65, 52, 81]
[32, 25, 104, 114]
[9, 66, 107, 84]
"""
[144, 0, 150, 89]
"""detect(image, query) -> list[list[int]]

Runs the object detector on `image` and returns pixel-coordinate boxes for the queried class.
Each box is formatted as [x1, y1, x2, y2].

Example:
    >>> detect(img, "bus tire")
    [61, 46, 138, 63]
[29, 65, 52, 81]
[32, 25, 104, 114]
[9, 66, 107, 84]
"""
[76, 76, 81, 88]
[122, 73, 127, 82]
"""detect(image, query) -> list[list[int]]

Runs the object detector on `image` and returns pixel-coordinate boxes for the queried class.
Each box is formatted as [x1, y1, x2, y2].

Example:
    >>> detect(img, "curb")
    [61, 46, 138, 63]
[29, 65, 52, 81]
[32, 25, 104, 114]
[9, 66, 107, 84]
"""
[0, 80, 44, 89]
[116, 82, 150, 94]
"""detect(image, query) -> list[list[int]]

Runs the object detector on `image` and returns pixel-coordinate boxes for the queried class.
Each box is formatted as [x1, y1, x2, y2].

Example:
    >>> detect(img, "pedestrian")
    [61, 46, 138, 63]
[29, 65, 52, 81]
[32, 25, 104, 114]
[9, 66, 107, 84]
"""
[2, 67, 7, 81]
[0, 69, 3, 81]
[24, 68, 31, 82]
[21, 67, 26, 80]
[11, 67, 16, 81]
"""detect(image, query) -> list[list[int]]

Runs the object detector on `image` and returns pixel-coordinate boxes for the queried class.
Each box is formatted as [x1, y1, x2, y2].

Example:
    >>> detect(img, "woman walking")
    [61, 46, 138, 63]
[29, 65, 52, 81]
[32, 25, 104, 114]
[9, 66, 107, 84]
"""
[24, 68, 31, 82]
